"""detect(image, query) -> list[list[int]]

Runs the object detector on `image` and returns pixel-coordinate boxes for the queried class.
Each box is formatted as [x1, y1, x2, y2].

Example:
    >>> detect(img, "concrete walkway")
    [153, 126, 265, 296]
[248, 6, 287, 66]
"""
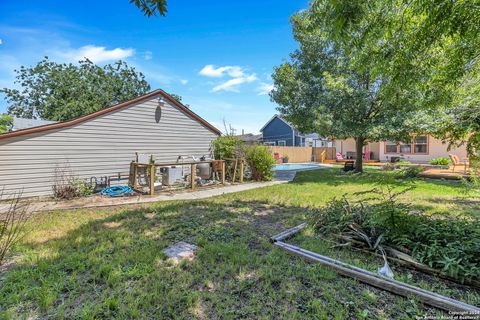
[2, 180, 291, 214]
[1, 164, 331, 214]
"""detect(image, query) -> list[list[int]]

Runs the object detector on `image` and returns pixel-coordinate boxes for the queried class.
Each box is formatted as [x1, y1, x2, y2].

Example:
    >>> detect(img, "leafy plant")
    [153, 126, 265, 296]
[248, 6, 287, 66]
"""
[212, 136, 245, 160]
[429, 157, 450, 166]
[245, 145, 276, 181]
[0, 114, 13, 133]
[396, 166, 424, 179]
[311, 182, 480, 282]
[460, 159, 480, 197]
[0, 191, 30, 266]
[52, 163, 95, 199]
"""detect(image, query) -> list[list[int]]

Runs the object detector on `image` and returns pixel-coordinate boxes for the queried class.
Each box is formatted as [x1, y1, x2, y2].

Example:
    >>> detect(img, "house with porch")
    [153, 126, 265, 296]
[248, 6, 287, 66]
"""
[333, 135, 468, 163]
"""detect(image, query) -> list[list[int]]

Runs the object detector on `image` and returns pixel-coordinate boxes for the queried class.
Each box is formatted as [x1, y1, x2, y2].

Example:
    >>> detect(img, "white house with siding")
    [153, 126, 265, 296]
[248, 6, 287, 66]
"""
[333, 135, 468, 162]
[0, 89, 221, 198]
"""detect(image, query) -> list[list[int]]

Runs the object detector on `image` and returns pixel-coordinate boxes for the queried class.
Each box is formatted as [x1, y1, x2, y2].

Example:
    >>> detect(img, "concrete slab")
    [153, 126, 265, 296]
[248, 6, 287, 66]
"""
[1, 180, 289, 214]
[164, 241, 198, 263]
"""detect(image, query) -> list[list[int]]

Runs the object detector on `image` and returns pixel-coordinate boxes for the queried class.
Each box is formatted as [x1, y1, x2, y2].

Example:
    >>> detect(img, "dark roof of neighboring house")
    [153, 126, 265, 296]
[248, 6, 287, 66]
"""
[235, 133, 262, 142]
[0, 89, 221, 140]
[12, 117, 57, 131]
[259, 114, 294, 132]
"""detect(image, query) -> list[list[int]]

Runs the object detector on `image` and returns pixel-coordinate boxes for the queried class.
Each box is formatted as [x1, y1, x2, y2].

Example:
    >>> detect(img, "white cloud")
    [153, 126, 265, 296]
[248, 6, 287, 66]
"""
[200, 64, 258, 92]
[144, 51, 152, 60]
[257, 82, 274, 95]
[57, 45, 135, 63]
[199, 64, 245, 78]
[0, 39, 3, 45]
[180, 79, 188, 85]
[212, 74, 257, 92]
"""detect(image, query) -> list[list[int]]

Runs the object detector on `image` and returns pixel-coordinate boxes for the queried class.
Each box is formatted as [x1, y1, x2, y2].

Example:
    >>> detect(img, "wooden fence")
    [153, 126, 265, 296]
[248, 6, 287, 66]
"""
[268, 146, 336, 163]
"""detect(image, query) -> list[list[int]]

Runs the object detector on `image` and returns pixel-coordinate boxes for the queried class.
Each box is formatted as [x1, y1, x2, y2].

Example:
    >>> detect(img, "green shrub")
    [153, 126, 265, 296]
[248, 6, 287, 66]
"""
[428, 157, 450, 166]
[396, 165, 424, 179]
[311, 186, 480, 282]
[245, 145, 276, 181]
[212, 136, 245, 160]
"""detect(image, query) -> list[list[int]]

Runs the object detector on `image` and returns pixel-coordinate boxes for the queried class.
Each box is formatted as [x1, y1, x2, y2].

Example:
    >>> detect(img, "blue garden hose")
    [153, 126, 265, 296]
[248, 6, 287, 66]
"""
[99, 186, 133, 197]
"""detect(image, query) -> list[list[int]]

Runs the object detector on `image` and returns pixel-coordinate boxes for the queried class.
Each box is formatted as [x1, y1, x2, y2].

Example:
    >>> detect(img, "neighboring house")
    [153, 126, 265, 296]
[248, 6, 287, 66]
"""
[260, 115, 331, 147]
[304, 133, 333, 148]
[12, 117, 57, 131]
[333, 135, 468, 163]
[0, 89, 221, 198]
[260, 115, 306, 146]
[235, 133, 261, 145]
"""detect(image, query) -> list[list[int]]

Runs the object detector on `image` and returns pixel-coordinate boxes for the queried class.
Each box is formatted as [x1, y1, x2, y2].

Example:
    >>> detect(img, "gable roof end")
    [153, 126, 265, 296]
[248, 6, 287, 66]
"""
[0, 89, 221, 140]
[259, 114, 295, 132]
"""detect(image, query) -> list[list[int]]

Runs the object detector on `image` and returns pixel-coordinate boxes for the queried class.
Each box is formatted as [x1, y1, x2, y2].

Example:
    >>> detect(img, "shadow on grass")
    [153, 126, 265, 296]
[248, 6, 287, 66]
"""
[0, 200, 333, 319]
[0, 188, 453, 318]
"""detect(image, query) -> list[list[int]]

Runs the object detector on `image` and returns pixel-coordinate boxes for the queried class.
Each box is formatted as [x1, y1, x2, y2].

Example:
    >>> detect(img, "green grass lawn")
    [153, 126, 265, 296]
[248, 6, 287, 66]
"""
[0, 168, 478, 319]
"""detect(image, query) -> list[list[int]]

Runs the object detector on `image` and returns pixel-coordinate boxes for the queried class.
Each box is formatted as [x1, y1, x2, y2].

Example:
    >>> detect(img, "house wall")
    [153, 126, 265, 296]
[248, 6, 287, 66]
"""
[262, 117, 295, 146]
[332, 139, 380, 160]
[378, 136, 467, 163]
[0, 94, 219, 197]
[333, 136, 468, 163]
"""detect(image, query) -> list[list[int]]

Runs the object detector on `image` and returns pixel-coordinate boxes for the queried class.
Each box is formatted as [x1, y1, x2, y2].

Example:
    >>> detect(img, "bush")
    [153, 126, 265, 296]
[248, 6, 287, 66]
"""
[311, 186, 480, 282]
[52, 163, 95, 199]
[212, 136, 245, 160]
[396, 165, 424, 179]
[429, 157, 450, 166]
[245, 145, 276, 181]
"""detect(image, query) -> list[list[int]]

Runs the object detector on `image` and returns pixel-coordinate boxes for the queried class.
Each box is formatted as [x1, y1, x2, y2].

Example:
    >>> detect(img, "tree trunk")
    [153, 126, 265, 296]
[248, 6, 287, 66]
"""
[355, 137, 365, 173]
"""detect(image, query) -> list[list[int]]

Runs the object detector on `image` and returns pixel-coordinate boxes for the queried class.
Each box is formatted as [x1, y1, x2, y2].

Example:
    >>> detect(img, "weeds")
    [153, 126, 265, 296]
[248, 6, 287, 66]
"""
[0, 190, 30, 266]
[311, 181, 480, 282]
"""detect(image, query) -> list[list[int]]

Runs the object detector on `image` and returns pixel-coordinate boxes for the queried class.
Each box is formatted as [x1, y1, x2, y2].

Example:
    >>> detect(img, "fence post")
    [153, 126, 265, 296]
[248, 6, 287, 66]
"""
[240, 160, 244, 183]
[149, 164, 155, 196]
[191, 163, 196, 190]
[221, 161, 226, 185]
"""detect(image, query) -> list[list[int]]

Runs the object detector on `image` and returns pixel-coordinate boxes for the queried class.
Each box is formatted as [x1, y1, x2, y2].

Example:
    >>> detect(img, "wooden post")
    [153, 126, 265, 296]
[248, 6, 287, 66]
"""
[191, 163, 196, 190]
[239, 160, 244, 183]
[221, 161, 226, 185]
[149, 164, 155, 196]
[129, 161, 135, 187]
[232, 159, 238, 184]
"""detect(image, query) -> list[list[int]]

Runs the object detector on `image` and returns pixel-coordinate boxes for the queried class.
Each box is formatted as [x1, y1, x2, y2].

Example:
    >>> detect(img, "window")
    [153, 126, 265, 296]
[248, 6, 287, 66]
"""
[385, 136, 429, 154]
[385, 140, 397, 153]
[399, 141, 411, 154]
[277, 140, 286, 146]
[414, 136, 428, 153]
[264, 141, 275, 146]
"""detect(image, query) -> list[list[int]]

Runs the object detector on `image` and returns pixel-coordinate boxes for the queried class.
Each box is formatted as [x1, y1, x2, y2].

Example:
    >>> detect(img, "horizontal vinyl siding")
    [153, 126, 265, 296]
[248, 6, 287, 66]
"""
[0, 94, 218, 197]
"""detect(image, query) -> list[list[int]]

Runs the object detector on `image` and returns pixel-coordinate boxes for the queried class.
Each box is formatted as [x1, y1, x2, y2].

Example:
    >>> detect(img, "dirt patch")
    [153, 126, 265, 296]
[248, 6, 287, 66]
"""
[102, 221, 123, 229]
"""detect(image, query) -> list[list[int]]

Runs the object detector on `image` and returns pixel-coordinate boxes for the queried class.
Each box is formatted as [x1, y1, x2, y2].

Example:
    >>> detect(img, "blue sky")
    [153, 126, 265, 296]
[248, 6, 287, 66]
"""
[0, 0, 308, 133]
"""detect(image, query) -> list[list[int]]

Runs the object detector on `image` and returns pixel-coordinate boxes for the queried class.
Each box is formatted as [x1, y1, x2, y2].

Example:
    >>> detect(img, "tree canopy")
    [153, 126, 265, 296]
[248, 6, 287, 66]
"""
[0, 114, 13, 133]
[271, 5, 419, 172]
[131, 0, 167, 17]
[307, 0, 480, 155]
[1, 58, 151, 122]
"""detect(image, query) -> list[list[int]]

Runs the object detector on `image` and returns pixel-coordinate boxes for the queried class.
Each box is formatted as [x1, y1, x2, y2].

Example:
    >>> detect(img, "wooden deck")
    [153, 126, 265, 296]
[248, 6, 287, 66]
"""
[419, 167, 469, 180]
[324, 160, 384, 166]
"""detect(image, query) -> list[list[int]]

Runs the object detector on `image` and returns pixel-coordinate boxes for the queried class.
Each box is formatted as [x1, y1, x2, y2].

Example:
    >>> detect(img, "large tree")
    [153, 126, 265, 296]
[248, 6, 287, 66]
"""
[308, 0, 480, 156]
[1, 58, 151, 122]
[271, 5, 418, 172]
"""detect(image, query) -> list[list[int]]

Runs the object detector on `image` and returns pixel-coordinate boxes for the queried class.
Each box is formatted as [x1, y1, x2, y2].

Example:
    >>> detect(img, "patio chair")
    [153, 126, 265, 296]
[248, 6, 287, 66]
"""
[363, 150, 371, 161]
[449, 154, 468, 173]
[336, 152, 345, 162]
